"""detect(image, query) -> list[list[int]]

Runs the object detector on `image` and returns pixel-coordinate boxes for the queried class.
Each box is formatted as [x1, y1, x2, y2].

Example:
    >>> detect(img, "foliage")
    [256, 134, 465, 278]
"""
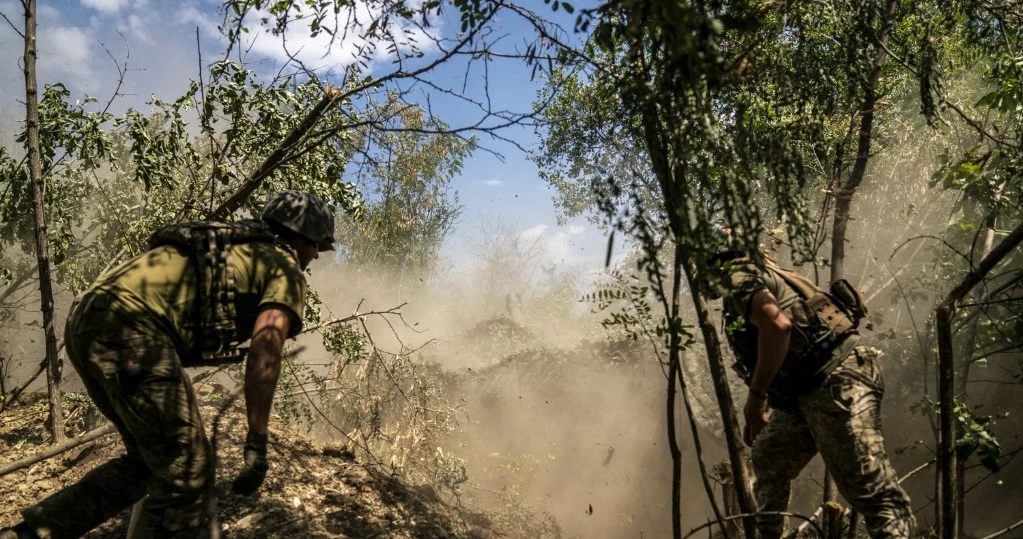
[337, 100, 472, 277]
[313, 318, 468, 497]
[953, 400, 1005, 473]
[0, 61, 365, 300]
[0, 84, 112, 268]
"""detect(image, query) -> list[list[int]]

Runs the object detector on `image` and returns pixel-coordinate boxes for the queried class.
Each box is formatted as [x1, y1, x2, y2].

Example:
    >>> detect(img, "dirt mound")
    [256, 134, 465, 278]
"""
[0, 390, 492, 538]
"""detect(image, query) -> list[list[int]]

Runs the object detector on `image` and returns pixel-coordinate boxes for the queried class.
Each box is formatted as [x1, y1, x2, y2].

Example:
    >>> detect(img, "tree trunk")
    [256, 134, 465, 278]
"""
[935, 218, 1023, 539]
[937, 304, 957, 539]
[637, 94, 757, 538]
[666, 243, 685, 539]
[668, 244, 732, 539]
[667, 334, 684, 539]
[685, 280, 758, 539]
[950, 218, 997, 536]
[825, 0, 899, 511]
[830, 0, 897, 283]
[23, 0, 65, 444]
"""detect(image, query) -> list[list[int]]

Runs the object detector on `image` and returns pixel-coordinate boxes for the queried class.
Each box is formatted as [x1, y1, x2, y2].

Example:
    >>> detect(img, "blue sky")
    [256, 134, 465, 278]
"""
[0, 0, 611, 281]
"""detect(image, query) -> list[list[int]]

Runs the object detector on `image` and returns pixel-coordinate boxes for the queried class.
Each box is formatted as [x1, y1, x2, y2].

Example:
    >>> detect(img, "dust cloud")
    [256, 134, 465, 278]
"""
[306, 264, 726, 538]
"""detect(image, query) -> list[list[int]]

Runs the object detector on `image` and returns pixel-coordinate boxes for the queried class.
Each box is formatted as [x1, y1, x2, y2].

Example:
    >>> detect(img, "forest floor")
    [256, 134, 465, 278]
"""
[0, 389, 494, 538]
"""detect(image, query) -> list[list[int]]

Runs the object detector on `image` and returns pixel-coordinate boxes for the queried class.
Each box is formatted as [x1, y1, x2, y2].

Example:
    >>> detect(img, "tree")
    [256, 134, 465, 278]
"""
[532, 1, 986, 537]
[0, 0, 572, 442]
[916, 3, 1023, 536]
[337, 100, 473, 281]
[20, 0, 65, 443]
[466, 215, 549, 312]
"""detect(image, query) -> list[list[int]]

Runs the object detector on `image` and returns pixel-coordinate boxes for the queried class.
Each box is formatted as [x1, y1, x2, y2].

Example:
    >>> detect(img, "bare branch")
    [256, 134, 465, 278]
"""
[0, 9, 24, 38]
[0, 423, 116, 477]
[687, 511, 825, 539]
[980, 518, 1023, 539]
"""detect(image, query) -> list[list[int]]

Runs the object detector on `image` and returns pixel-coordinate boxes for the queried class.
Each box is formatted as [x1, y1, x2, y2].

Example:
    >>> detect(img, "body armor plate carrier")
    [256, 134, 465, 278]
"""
[148, 220, 280, 363]
[726, 261, 869, 396]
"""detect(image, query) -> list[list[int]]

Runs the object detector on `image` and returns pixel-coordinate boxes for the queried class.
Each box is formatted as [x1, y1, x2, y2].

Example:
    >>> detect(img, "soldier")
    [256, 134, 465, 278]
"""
[2, 191, 335, 539]
[712, 237, 916, 539]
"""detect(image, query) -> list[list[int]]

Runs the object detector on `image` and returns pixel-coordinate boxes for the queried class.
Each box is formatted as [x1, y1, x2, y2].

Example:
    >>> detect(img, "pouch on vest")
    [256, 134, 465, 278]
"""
[830, 278, 868, 324]
[148, 220, 279, 362]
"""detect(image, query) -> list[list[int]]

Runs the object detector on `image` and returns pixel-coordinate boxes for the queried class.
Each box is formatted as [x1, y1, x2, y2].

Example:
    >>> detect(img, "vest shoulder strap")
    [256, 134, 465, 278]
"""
[764, 262, 823, 301]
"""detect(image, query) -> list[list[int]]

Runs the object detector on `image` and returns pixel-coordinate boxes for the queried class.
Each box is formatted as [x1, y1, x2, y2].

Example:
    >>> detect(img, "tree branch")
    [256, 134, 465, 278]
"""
[0, 423, 116, 477]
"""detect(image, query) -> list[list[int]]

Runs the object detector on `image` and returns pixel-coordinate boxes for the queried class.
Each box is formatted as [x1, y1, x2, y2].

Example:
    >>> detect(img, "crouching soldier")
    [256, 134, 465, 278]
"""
[2, 190, 335, 539]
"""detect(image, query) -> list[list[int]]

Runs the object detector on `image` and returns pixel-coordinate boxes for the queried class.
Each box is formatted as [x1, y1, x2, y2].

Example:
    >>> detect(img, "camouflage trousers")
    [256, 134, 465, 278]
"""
[21, 293, 211, 539]
[752, 346, 916, 539]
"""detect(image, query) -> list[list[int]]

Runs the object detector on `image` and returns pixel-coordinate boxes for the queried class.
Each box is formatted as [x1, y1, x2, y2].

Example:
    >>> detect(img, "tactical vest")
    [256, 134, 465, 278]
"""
[148, 220, 281, 362]
[725, 261, 868, 395]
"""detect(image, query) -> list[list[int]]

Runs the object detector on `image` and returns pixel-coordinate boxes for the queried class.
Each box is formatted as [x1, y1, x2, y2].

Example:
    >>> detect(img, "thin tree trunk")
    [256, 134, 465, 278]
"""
[668, 244, 732, 539]
[937, 304, 957, 539]
[667, 333, 684, 539]
[687, 289, 758, 539]
[829, 0, 897, 282]
[953, 216, 998, 536]
[638, 92, 757, 538]
[23, 0, 65, 444]
[666, 244, 684, 539]
[826, 1, 897, 508]
[936, 218, 1023, 539]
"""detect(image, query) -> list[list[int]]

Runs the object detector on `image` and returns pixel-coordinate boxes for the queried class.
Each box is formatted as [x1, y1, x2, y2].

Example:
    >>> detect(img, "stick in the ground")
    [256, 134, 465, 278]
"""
[0, 423, 116, 477]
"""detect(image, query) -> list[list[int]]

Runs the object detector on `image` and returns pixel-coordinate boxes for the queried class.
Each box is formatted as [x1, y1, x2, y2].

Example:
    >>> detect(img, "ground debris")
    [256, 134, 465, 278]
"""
[0, 391, 492, 538]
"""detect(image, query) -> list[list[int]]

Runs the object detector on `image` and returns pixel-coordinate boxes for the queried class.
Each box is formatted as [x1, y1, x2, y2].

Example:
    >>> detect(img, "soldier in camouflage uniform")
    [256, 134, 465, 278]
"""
[714, 246, 916, 539]
[2, 191, 335, 539]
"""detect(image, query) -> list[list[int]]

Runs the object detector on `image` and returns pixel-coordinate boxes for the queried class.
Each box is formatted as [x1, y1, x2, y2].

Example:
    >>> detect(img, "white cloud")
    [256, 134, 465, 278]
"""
[520, 224, 548, 244]
[483, 179, 503, 187]
[81, 0, 131, 13]
[568, 225, 585, 235]
[184, 3, 442, 75]
[38, 4, 62, 21]
[547, 231, 572, 260]
[177, 5, 220, 37]
[40, 26, 94, 81]
[116, 13, 153, 45]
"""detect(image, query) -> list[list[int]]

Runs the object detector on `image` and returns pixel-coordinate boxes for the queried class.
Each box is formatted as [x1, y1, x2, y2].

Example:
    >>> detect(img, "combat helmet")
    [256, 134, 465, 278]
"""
[708, 222, 745, 267]
[261, 190, 336, 252]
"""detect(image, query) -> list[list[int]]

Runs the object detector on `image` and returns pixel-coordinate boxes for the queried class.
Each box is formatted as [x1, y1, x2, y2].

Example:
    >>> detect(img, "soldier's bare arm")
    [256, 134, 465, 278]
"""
[245, 304, 293, 436]
[744, 288, 792, 444]
[748, 288, 792, 395]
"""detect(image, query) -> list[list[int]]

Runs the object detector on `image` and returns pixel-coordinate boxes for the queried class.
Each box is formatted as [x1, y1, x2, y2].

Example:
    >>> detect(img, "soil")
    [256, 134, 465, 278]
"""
[0, 390, 493, 539]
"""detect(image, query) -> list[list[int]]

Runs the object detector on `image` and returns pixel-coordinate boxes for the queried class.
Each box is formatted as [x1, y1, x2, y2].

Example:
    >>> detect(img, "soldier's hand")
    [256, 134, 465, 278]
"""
[743, 394, 769, 446]
[232, 431, 269, 495]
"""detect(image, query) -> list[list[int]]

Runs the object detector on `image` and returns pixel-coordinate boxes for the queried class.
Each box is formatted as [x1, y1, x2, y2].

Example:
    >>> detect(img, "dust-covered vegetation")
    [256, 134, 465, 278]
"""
[2, 0, 1023, 538]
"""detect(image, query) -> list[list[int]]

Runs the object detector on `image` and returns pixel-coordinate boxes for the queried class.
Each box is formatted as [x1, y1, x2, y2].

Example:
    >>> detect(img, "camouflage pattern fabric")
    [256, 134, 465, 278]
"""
[21, 295, 210, 539]
[751, 346, 916, 539]
[85, 241, 306, 358]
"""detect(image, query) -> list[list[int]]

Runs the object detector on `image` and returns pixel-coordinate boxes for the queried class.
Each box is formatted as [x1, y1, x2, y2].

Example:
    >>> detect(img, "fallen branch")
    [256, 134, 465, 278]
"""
[0, 423, 116, 477]
[684, 511, 825, 539]
[980, 517, 1023, 539]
